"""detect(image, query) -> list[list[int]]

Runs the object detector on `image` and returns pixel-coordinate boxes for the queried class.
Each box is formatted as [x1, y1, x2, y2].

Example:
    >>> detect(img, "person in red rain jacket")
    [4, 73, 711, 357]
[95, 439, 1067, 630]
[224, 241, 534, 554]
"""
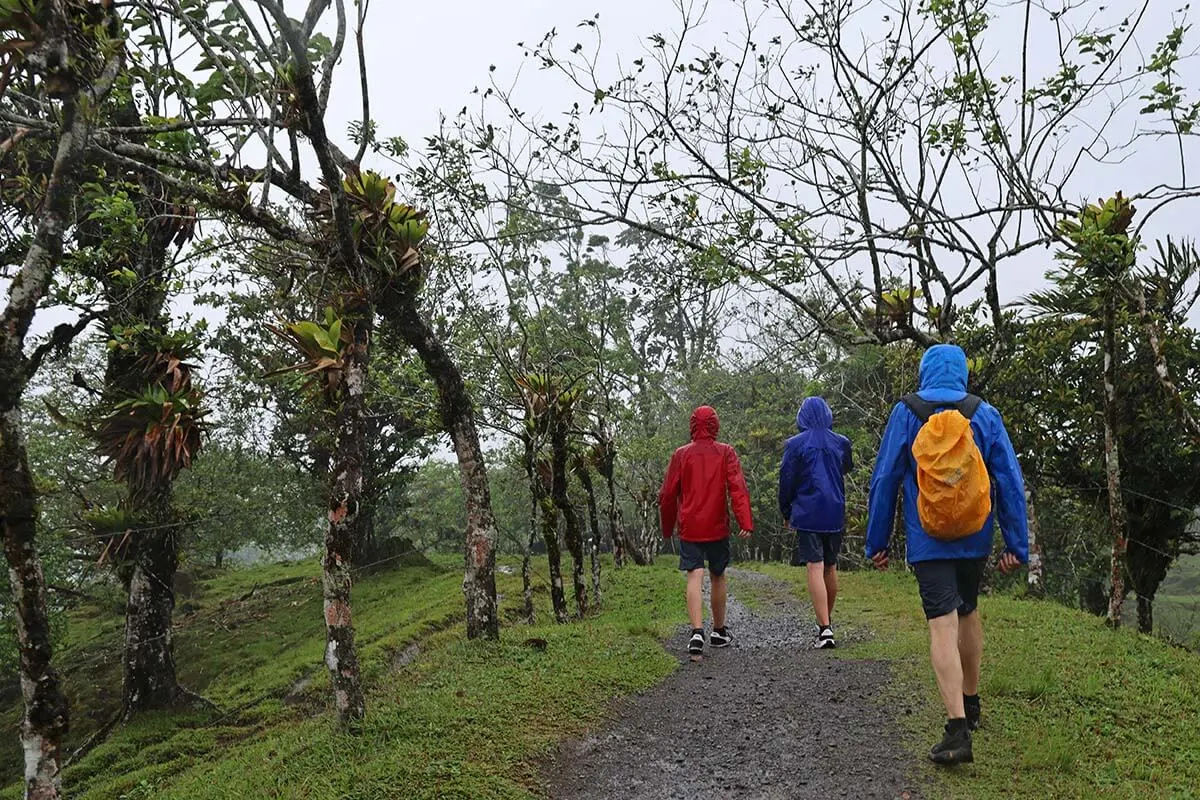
[659, 405, 754, 656]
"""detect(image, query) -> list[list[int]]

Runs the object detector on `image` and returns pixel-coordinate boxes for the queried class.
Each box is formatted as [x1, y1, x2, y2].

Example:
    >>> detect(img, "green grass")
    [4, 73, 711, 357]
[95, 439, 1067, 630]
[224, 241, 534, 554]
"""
[751, 563, 1200, 800]
[1, 557, 683, 799]
[6, 558, 1200, 799]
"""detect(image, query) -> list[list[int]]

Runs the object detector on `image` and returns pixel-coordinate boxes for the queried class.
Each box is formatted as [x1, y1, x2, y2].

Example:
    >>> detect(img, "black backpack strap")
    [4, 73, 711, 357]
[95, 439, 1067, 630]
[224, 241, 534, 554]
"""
[900, 394, 936, 423]
[902, 393, 984, 422]
[957, 394, 983, 419]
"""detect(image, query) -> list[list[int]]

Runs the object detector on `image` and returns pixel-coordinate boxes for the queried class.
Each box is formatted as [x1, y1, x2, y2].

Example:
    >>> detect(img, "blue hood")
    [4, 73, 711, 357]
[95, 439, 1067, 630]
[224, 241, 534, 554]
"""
[797, 396, 833, 432]
[918, 344, 968, 402]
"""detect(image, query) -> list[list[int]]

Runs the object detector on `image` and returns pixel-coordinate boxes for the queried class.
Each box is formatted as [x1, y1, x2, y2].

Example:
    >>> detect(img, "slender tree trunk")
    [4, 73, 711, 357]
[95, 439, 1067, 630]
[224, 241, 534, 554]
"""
[388, 298, 498, 638]
[122, 490, 183, 713]
[0, 409, 69, 800]
[1025, 487, 1045, 599]
[551, 419, 588, 617]
[575, 460, 602, 609]
[537, 491, 569, 623]
[521, 442, 538, 625]
[1102, 299, 1130, 628]
[1136, 594, 1153, 635]
[596, 434, 625, 568]
[322, 309, 370, 723]
[0, 41, 119, 791]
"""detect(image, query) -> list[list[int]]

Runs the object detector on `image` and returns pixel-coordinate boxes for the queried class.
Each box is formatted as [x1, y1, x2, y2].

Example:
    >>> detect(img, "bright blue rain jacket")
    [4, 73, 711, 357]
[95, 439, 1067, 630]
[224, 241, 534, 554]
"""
[865, 345, 1030, 563]
[778, 397, 853, 534]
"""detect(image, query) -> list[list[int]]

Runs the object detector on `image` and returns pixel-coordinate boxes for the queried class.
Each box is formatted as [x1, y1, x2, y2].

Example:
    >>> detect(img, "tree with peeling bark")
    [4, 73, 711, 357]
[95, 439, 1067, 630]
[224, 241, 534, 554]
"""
[0, 1, 125, 795]
[1032, 195, 1139, 627]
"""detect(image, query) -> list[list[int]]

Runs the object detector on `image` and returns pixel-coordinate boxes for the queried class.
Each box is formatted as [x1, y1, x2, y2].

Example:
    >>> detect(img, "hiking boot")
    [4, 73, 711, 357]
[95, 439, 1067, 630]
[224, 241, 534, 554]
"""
[709, 627, 732, 648]
[815, 625, 836, 649]
[687, 629, 705, 656]
[965, 695, 981, 731]
[929, 718, 973, 765]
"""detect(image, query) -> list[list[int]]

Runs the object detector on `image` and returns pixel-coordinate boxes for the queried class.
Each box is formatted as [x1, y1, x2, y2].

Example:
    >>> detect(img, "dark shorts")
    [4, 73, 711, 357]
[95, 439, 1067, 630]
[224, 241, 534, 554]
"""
[679, 538, 731, 575]
[912, 558, 988, 619]
[791, 531, 843, 567]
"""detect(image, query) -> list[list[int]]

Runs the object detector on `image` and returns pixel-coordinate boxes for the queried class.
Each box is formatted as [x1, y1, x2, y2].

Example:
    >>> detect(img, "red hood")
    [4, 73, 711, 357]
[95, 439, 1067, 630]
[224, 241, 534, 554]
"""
[689, 406, 719, 441]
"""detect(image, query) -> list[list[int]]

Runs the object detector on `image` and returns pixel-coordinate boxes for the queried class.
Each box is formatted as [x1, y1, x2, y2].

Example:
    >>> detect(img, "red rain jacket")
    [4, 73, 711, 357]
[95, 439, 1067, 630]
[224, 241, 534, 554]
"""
[658, 406, 754, 543]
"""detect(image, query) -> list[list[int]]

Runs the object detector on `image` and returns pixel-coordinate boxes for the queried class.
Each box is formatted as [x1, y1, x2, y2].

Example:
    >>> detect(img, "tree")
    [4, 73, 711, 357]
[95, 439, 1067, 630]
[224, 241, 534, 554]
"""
[1033, 194, 1139, 627]
[473, 1, 1199, 354]
[0, 1, 123, 793]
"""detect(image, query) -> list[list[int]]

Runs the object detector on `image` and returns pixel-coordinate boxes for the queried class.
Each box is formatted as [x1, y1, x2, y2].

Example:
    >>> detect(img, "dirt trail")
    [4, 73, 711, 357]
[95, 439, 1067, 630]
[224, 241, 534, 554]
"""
[545, 569, 923, 800]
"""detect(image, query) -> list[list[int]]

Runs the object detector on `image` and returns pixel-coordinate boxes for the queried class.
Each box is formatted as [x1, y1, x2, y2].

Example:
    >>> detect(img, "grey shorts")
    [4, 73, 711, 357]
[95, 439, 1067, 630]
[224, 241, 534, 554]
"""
[679, 538, 731, 575]
[791, 531, 843, 567]
[912, 558, 988, 619]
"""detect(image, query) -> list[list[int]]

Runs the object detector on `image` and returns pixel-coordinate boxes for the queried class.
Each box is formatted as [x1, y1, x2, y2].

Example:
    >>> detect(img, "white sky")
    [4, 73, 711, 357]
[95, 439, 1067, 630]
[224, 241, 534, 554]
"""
[323, 0, 1200, 314]
[14, 0, 1200, 355]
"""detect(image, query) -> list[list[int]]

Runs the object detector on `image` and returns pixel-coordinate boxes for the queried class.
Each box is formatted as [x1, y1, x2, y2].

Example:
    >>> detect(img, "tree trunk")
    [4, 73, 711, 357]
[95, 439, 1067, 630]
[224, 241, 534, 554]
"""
[1136, 594, 1153, 635]
[1081, 580, 1108, 616]
[322, 309, 370, 723]
[122, 490, 182, 713]
[0, 47, 118, 794]
[1102, 298, 1130, 628]
[551, 418, 588, 617]
[387, 298, 498, 639]
[522, 444, 538, 625]
[0, 409, 70, 800]
[1024, 488, 1045, 599]
[596, 433, 625, 568]
[575, 460, 602, 609]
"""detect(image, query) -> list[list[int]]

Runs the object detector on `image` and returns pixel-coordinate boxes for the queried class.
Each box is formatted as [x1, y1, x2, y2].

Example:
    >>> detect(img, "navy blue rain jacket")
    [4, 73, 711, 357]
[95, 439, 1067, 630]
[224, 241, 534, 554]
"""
[865, 344, 1030, 563]
[778, 397, 853, 534]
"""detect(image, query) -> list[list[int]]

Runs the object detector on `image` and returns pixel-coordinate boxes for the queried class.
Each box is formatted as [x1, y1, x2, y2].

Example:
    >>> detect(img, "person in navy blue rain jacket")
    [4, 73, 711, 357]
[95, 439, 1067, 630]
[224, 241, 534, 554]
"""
[778, 397, 853, 649]
[866, 344, 1029, 767]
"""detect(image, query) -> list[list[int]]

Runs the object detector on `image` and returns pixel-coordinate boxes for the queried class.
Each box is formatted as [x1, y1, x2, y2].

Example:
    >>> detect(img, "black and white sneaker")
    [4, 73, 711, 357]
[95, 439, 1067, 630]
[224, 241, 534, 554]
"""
[965, 695, 982, 731]
[709, 627, 732, 648]
[687, 629, 705, 656]
[815, 626, 836, 649]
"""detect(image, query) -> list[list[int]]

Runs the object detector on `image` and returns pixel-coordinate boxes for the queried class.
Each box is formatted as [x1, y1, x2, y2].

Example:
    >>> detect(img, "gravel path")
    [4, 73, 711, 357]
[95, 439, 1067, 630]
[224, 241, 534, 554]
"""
[545, 569, 923, 800]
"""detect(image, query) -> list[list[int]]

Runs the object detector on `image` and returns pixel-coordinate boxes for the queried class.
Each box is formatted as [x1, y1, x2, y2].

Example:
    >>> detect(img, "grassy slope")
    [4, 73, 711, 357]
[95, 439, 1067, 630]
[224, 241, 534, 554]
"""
[752, 563, 1200, 800]
[1, 557, 681, 800]
[4, 559, 1199, 799]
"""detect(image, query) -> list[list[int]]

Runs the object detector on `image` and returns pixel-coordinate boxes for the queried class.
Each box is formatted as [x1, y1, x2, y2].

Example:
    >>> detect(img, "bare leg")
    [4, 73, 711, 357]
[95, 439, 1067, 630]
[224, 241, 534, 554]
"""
[806, 563, 830, 627]
[958, 610, 983, 696]
[928, 612, 966, 718]
[686, 569, 705, 629]
[710, 572, 728, 629]
[824, 564, 839, 623]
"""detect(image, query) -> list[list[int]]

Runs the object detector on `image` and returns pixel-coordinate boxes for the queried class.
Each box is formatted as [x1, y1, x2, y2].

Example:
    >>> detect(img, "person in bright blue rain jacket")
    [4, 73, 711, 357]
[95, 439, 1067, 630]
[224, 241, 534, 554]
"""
[866, 344, 1029, 767]
[778, 396, 853, 649]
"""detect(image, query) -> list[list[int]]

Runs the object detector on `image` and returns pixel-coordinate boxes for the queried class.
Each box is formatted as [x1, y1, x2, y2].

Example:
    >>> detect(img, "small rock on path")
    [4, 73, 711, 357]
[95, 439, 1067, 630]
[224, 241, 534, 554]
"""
[545, 569, 923, 800]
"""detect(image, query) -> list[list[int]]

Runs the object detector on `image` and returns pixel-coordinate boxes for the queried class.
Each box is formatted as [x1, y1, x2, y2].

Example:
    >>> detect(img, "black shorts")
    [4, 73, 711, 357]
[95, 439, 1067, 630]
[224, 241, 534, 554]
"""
[912, 558, 988, 619]
[791, 531, 843, 567]
[679, 538, 731, 575]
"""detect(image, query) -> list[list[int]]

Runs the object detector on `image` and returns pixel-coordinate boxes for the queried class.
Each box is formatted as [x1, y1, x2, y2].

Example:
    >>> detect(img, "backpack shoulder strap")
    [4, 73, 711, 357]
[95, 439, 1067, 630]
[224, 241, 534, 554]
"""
[900, 394, 936, 423]
[956, 394, 983, 419]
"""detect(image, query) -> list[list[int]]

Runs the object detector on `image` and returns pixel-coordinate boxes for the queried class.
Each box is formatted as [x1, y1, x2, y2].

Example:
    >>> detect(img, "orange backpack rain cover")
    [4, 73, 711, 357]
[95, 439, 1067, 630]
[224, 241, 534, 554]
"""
[906, 400, 992, 540]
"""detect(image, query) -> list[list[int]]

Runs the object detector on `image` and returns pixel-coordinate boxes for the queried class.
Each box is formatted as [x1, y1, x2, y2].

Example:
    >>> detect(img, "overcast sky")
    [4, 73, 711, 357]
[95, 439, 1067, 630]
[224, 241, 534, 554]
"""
[315, 0, 1200, 315]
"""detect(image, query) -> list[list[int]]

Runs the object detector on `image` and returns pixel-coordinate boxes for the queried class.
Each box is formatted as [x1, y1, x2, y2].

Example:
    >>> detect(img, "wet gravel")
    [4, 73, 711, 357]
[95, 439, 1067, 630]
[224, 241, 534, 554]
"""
[545, 569, 923, 800]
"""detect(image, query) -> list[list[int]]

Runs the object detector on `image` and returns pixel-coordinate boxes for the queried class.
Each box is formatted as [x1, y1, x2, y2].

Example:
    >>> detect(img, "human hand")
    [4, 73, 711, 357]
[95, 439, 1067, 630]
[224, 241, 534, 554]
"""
[871, 550, 889, 571]
[997, 552, 1021, 574]
[737, 529, 752, 540]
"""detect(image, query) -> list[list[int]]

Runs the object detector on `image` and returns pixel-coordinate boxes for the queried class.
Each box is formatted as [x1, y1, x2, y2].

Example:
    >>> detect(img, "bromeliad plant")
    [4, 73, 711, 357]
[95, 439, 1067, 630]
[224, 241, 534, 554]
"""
[314, 168, 429, 281]
[264, 305, 352, 401]
[94, 329, 208, 502]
